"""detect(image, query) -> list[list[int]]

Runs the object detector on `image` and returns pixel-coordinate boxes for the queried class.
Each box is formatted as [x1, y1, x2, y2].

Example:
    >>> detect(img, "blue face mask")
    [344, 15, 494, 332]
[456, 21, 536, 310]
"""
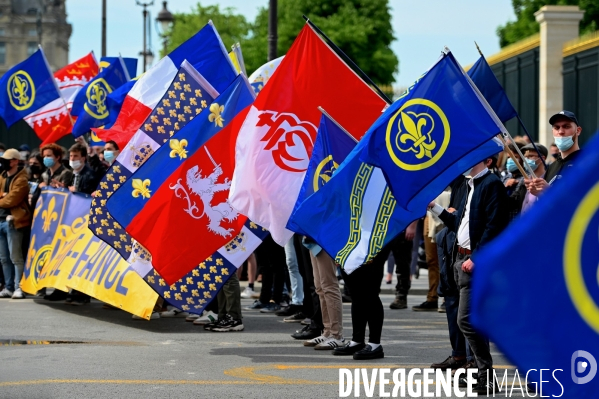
[462, 168, 473, 177]
[43, 157, 55, 168]
[104, 151, 115, 163]
[554, 136, 574, 152]
[506, 158, 518, 173]
[525, 158, 538, 171]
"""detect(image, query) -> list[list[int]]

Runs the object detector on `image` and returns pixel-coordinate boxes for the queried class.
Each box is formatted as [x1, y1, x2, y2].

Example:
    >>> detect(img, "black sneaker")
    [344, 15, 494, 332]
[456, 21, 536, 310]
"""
[244, 300, 268, 311]
[431, 356, 467, 370]
[212, 318, 244, 332]
[283, 312, 306, 323]
[204, 315, 231, 331]
[353, 344, 384, 360]
[291, 325, 320, 340]
[474, 370, 497, 394]
[275, 304, 300, 317]
[259, 302, 281, 313]
[412, 301, 438, 311]
[333, 342, 366, 356]
[389, 295, 407, 309]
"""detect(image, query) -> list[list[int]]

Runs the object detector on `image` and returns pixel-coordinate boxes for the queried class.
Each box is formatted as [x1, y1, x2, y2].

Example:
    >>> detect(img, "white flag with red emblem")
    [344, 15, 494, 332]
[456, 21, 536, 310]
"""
[23, 53, 98, 144]
[228, 24, 387, 245]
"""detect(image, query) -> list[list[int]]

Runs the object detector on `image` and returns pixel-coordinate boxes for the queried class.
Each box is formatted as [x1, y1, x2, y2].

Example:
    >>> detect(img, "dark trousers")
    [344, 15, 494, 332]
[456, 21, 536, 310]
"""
[295, 235, 323, 331]
[342, 251, 385, 344]
[444, 295, 472, 361]
[255, 235, 286, 304]
[454, 253, 491, 371]
[381, 232, 412, 296]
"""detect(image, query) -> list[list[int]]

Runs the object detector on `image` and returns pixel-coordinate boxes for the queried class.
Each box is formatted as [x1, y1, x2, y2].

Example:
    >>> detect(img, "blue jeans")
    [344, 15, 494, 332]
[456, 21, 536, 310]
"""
[0, 221, 25, 292]
[284, 236, 303, 306]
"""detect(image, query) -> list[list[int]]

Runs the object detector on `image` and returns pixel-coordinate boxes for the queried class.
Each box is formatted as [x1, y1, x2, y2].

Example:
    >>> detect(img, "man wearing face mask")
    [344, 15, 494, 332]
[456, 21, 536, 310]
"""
[526, 111, 582, 196]
[103, 140, 120, 165]
[66, 143, 100, 195]
[0, 149, 32, 299]
[519, 143, 547, 212]
[39, 144, 73, 189]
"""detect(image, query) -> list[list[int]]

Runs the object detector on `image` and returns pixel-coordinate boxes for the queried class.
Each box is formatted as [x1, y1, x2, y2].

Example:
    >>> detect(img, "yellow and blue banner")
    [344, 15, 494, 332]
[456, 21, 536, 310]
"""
[472, 133, 599, 396]
[21, 188, 158, 319]
[362, 51, 505, 212]
[0, 48, 60, 128]
[71, 56, 131, 137]
[100, 56, 138, 79]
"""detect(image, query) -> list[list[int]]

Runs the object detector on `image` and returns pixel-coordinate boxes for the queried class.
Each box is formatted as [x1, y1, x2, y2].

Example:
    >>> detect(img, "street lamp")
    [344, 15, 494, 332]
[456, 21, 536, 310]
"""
[136, 0, 154, 72]
[156, 1, 173, 56]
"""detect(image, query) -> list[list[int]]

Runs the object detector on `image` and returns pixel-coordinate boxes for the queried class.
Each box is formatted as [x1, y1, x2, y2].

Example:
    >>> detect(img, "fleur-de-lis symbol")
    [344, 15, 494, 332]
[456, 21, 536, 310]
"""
[208, 103, 224, 127]
[89, 84, 108, 115]
[169, 139, 188, 159]
[397, 111, 436, 159]
[41, 197, 58, 233]
[131, 179, 151, 199]
[11, 75, 30, 105]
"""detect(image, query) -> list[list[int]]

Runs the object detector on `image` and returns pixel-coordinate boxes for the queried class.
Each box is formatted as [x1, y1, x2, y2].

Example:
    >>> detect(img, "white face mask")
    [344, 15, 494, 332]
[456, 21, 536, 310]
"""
[69, 160, 82, 170]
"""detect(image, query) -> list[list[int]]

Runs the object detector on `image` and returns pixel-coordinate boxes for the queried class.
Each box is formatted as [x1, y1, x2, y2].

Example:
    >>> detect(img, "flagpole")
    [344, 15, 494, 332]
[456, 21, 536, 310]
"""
[303, 15, 393, 105]
[475, 41, 547, 169]
[317, 106, 358, 143]
[38, 45, 76, 130]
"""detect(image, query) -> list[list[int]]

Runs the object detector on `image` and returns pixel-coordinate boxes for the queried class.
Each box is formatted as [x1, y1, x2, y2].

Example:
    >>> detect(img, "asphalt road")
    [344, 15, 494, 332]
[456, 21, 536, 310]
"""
[0, 291, 522, 399]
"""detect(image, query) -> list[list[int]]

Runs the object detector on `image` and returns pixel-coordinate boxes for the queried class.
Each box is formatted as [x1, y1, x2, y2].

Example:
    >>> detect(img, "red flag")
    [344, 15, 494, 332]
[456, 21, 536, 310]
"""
[229, 24, 387, 245]
[23, 53, 98, 144]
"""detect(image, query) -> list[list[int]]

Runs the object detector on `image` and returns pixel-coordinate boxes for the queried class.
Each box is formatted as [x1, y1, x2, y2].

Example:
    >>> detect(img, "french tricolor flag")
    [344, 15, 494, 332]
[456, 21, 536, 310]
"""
[94, 21, 237, 148]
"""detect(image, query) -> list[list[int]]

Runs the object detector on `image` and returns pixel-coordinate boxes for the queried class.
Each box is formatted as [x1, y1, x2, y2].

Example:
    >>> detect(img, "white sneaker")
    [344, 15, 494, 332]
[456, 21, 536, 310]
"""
[193, 310, 218, 325]
[240, 286, 257, 299]
[185, 314, 200, 322]
[0, 288, 14, 298]
[132, 312, 160, 320]
[11, 288, 25, 299]
[314, 337, 345, 350]
[159, 308, 189, 318]
[303, 335, 329, 347]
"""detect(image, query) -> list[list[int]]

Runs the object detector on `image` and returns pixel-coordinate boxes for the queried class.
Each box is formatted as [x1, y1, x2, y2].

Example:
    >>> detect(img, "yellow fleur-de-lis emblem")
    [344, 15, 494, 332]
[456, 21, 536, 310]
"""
[174, 122, 180, 131]
[125, 245, 132, 253]
[192, 289, 199, 297]
[182, 305, 190, 311]
[151, 115, 159, 123]
[114, 241, 121, 249]
[107, 229, 115, 236]
[215, 276, 222, 283]
[190, 98, 197, 106]
[209, 266, 217, 274]
[197, 281, 205, 289]
[199, 299, 206, 305]
[177, 114, 185, 122]
[162, 99, 171, 107]
[168, 90, 176, 99]
[169, 109, 177, 117]
[170, 284, 177, 291]
[106, 173, 114, 181]
[201, 100, 207, 108]
[163, 117, 171, 126]
[157, 126, 165, 134]
[169, 139, 188, 160]
[209, 283, 216, 291]
[100, 182, 108, 189]
[159, 278, 166, 286]
[206, 256, 213, 262]
[216, 258, 223, 266]
[180, 285, 188, 292]
[195, 89, 202, 97]
[186, 277, 193, 284]
[199, 262, 206, 269]
[175, 101, 181, 109]
[113, 165, 121, 173]
[203, 291, 211, 299]
[164, 291, 171, 298]
[157, 107, 165, 115]
[101, 219, 109, 227]
[250, 222, 258, 229]
[184, 84, 191, 92]
[147, 276, 155, 284]
[208, 104, 224, 127]
[178, 73, 186, 81]
[397, 111, 436, 159]
[179, 92, 186, 101]
[173, 82, 181, 90]
[195, 108, 202, 115]
[186, 297, 194, 304]
[174, 293, 182, 301]
[120, 234, 127, 241]
[184, 106, 191, 114]
[95, 227, 103, 235]
[131, 179, 151, 199]
[144, 123, 153, 132]
[221, 268, 229, 275]
[192, 269, 199, 276]
[203, 274, 211, 281]
[41, 197, 58, 233]
[119, 176, 127, 183]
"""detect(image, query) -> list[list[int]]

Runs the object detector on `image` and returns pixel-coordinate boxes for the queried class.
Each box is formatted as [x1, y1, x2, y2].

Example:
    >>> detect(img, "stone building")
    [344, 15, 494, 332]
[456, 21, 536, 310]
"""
[0, 0, 71, 76]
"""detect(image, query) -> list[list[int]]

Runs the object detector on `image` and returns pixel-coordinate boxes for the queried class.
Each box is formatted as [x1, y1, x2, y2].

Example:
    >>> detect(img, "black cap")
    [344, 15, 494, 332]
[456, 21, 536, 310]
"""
[18, 144, 30, 152]
[549, 110, 579, 126]
[521, 143, 548, 158]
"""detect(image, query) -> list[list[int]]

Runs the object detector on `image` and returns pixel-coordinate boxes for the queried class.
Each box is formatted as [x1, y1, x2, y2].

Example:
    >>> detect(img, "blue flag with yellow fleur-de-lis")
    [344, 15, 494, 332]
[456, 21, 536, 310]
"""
[71, 56, 130, 137]
[286, 112, 357, 236]
[361, 51, 505, 211]
[0, 49, 61, 128]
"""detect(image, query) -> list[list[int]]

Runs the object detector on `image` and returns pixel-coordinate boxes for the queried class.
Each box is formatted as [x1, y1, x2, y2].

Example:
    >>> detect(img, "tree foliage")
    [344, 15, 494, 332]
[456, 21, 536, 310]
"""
[164, 0, 398, 85]
[498, 0, 599, 47]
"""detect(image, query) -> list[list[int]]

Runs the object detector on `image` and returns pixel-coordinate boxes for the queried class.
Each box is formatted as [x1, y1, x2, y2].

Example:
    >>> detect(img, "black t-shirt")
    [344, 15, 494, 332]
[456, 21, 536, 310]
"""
[544, 150, 581, 185]
[0, 172, 16, 220]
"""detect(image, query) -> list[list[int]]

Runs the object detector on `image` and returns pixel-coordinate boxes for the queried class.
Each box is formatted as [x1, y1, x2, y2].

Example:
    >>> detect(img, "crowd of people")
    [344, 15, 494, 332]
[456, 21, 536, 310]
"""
[0, 110, 585, 393]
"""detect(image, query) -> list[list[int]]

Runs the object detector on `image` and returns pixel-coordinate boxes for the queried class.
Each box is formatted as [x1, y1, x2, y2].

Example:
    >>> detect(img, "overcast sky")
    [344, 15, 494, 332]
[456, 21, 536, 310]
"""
[66, 0, 516, 87]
